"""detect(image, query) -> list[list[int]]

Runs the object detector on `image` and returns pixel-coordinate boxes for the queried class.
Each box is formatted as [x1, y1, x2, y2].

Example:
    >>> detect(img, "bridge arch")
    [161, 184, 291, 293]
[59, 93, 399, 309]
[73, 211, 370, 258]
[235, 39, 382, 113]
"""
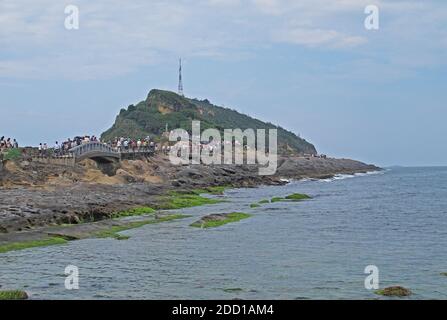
[69, 142, 121, 163]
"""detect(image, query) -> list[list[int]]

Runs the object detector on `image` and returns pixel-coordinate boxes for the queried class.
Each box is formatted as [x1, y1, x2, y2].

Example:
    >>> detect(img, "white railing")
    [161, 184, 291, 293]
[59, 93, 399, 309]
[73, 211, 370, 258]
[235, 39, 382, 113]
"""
[69, 142, 118, 158]
[68, 142, 155, 159]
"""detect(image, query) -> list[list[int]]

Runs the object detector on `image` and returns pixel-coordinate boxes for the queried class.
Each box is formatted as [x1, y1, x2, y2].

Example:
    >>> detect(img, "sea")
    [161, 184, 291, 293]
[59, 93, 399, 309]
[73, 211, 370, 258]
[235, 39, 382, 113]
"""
[1, 167, 446, 299]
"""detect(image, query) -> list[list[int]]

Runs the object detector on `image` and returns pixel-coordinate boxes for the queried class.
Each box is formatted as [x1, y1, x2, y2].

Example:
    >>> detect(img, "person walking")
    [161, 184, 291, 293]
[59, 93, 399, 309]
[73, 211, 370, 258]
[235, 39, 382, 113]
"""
[43, 143, 48, 157]
[137, 139, 142, 150]
[54, 141, 60, 156]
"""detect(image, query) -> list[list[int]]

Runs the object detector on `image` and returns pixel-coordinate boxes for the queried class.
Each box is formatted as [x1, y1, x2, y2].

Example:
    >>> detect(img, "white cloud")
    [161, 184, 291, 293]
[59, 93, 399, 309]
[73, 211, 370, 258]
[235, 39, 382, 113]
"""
[251, 0, 282, 15]
[274, 28, 366, 48]
[0, 0, 445, 79]
[207, 0, 241, 7]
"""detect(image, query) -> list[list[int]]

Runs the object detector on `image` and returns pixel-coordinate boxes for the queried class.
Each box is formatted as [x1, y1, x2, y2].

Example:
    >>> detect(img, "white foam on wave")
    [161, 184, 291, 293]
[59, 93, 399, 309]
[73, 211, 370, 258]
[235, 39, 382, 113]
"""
[334, 174, 355, 180]
[318, 170, 383, 182]
[290, 170, 384, 184]
[354, 170, 384, 177]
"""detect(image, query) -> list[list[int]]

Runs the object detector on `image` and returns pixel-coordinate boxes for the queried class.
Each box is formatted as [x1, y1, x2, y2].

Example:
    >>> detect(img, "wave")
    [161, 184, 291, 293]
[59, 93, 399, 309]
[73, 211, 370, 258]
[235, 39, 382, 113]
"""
[319, 170, 384, 182]
[286, 170, 385, 184]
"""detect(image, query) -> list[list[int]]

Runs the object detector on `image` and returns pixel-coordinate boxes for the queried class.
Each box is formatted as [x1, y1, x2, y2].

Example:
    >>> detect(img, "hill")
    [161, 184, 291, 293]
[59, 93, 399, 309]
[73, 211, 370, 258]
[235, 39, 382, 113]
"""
[101, 89, 317, 155]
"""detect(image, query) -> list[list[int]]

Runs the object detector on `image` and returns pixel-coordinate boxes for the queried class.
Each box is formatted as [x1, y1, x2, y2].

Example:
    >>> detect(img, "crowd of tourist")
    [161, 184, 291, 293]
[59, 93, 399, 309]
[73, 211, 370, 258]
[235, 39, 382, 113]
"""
[39, 135, 100, 156]
[107, 137, 159, 152]
[2, 134, 232, 159]
[31, 135, 166, 158]
[0, 136, 18, 152]
[47, 135, 166, 157]
[59, 135, 100, 156]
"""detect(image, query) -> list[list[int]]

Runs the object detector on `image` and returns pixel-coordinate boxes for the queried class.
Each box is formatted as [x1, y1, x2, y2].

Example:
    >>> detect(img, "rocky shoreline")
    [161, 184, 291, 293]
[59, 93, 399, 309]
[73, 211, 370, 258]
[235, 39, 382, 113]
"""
[0, 154, 379, 245]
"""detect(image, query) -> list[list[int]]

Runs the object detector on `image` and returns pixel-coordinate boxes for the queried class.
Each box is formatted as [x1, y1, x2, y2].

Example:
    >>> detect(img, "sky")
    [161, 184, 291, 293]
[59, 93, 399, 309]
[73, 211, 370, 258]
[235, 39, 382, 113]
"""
[0, 0, 446, 167]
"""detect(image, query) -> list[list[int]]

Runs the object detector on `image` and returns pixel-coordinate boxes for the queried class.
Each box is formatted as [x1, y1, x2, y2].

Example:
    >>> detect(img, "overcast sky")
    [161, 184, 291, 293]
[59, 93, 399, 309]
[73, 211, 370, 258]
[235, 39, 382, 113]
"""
[1, 0, 446, 166]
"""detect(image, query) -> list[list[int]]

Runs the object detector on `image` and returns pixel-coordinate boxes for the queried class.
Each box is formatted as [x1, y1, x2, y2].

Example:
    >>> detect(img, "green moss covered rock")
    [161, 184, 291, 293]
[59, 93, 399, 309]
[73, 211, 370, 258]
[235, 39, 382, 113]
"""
[0, 290, 28, 300]
[285, 193, 311, 201]
[375, 286, 412, 297]
[191, 212, 251, 228]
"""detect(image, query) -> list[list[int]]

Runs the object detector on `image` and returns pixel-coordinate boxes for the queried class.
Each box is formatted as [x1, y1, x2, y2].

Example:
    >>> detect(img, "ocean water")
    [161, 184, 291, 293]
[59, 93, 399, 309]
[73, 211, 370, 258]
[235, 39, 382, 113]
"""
[1, 167, 446, 299]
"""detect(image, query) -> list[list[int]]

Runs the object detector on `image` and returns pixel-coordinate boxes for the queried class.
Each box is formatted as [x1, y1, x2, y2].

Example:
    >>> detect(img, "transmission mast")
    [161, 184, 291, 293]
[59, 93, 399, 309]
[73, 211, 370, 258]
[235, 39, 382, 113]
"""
[178, 58, 184, 96]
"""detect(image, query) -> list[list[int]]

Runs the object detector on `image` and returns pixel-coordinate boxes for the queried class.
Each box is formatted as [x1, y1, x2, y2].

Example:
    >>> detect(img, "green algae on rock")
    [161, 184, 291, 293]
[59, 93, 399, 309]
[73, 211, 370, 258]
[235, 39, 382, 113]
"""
[157, 192, 222, 210]
[111, 207, 156, 218]
[94, 214, 189, 240]
[375, 286, 412, 297]
[0, 290, 28, 300]
[0, 237, 68, 254]
[284, 193, 311, 201]
[191, 213, 251, 229]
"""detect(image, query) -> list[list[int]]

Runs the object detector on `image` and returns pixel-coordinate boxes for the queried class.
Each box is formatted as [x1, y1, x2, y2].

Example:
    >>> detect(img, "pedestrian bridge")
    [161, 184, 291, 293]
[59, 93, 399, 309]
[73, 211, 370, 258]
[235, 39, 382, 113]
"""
[69, 142, 121, 163]
[69, 142, 155, 163]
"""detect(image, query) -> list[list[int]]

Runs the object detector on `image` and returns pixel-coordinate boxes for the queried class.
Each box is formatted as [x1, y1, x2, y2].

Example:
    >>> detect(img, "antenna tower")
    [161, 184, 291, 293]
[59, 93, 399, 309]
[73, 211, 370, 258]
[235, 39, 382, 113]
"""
[178, 58, 184, 96]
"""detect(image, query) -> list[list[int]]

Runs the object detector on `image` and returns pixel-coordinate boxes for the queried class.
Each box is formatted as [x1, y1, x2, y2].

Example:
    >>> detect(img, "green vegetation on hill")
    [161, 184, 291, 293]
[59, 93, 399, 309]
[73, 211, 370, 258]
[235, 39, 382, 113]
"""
[101, 89, 317, 155]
